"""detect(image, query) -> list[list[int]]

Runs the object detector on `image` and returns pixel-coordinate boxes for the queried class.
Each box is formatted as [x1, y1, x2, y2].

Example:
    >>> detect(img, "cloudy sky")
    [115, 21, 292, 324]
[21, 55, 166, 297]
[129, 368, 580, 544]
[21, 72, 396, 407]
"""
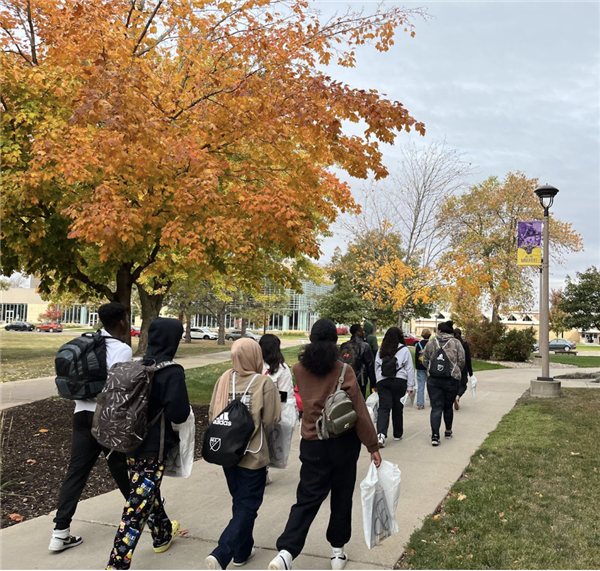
[316, 0, 600, 292]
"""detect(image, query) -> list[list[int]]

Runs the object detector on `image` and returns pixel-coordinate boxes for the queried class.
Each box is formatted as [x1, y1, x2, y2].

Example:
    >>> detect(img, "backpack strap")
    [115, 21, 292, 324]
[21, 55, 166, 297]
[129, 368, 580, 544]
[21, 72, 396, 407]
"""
[337, 362, 348, 391]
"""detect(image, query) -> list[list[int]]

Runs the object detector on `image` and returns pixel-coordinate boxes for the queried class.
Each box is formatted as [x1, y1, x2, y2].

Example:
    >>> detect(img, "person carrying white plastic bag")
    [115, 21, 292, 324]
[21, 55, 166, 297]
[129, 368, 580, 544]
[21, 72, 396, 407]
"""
[471, 374, 478, 397]
[365, 391, 379, 425]
[266, 400, 297, 469]
[360, 460, 401, 548]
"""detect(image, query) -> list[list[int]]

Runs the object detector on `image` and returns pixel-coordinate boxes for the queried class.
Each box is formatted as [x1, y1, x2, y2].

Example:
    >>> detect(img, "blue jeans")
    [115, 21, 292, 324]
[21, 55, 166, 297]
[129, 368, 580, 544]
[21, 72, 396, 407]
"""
[211, 465, 267, 568]
[416, 370, 427, 407]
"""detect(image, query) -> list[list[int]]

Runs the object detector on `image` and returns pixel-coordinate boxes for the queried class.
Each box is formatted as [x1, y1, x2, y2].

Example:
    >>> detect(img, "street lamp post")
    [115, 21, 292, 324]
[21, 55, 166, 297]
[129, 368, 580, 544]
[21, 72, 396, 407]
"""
[534, 184, 559, 381]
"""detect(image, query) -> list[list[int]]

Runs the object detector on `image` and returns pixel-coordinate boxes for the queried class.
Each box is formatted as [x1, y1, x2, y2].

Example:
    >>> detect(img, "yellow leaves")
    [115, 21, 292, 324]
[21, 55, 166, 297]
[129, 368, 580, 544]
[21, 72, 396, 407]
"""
[9, 513, 24, 522]
[457, 493, 467, 501]
[38, 429, 49, 433]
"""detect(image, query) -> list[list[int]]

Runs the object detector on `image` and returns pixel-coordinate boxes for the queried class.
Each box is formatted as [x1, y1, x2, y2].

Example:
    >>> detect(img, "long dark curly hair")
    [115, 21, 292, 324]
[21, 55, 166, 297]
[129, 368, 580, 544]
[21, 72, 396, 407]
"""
[259, 334, 285, 374]
[379, 327, 405, 358]
[298, 318, 339, 376]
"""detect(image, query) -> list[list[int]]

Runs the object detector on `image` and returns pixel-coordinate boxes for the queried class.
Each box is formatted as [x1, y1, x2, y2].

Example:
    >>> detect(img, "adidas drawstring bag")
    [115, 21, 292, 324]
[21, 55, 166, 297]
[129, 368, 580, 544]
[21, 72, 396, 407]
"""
[202, 372, 258, 468]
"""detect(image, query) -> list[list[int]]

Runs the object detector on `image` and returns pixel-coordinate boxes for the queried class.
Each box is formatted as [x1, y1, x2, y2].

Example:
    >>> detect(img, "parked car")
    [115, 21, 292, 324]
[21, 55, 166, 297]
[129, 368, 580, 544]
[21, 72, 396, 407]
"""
[403, 333, 422, 347]
[4, 321, 35, 332]
[36, 322, 63, 333]
[225, 329, 261, 342]
[184, 327, 218, 340]
[336, 326, 349, 335]
[131, 326, 141, 337]
[534, 338, 577, 352]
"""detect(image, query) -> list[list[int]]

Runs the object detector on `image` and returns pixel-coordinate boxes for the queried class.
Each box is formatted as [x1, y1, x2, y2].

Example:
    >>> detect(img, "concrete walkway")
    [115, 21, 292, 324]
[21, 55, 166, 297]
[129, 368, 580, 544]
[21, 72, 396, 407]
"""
[0, 340, 306, 410]
[1, 366, 599, 570]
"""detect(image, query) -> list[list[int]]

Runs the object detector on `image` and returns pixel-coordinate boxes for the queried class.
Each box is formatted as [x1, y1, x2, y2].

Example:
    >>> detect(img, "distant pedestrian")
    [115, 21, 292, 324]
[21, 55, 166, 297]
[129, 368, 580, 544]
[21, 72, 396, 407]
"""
[363, 321, 378, 357]
[106, 318, 190, 570]
[422, 321, 465, 446]
[453, 328, 473, 410]
[205, 338, 281, 570]
[340, 324, 376, 398]
[268, 319, 380, 571]
[414, 329, 431, 410]
[374, 327, 415, 448]
[49, 302, 132, 553]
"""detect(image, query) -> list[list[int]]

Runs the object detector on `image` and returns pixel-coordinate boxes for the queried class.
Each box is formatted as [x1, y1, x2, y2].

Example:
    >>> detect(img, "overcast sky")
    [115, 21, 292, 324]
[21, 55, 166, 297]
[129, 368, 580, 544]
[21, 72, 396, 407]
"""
[316, 0, 600, 293]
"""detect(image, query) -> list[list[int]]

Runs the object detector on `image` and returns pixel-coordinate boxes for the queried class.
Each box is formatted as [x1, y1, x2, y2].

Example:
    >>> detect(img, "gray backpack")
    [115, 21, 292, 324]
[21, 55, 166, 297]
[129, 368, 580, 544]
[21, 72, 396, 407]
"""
[316, 363, 357, 440]
[92, 359, 175, 459]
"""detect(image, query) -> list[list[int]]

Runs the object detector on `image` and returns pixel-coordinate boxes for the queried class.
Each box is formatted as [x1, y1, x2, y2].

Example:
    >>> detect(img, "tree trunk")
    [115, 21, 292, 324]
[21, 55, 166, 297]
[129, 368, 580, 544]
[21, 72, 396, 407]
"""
[184, 311, 192, 343]
[218, 305, 226, 346]
[396, 309, 404, 329]
[241, 317, 248, 335]
[114, 263, 134, 346]
[136, 285, 166, 356]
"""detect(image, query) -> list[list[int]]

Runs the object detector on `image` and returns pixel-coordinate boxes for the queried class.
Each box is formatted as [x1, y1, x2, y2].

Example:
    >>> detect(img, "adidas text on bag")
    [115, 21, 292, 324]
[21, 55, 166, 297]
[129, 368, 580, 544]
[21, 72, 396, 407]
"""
[427, 339, 455, 378]
[203, 373, 259, 468]
[316, 363, 358, 440]
[55, 331, 110, 399]
[92, 360, 175, 458]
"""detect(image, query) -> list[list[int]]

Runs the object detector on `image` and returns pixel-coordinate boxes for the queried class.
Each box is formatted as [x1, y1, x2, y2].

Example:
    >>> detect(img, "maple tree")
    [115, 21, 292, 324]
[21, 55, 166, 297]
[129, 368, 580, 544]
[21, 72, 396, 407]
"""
[440, 172, 583, 322]
[549, 288, 569, 338]
[1, 0, 426, 334]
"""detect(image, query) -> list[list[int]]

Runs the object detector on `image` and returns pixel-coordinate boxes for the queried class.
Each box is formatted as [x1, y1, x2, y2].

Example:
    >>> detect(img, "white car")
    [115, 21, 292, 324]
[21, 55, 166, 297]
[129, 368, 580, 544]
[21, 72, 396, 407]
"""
[184, 327, 218, 340]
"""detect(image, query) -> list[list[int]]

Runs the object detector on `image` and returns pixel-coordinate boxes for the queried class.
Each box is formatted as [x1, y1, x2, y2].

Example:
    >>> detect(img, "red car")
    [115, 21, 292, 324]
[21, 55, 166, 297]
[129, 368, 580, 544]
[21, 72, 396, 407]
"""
[131, 326, 141, 338]
[336, 326, 349, 335]
[36, 322, 63, 333]
[403, 333, 422, 346]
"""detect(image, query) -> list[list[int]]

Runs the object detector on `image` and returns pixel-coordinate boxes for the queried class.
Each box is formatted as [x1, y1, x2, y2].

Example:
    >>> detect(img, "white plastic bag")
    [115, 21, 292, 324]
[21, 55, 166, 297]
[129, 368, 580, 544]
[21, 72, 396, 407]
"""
[265, 401, 297, 469]
[365, 392, 379, 425]
[165, 407, 195, 478]
[471, 374, 478, 397]
[400, 391, 414, 407]
[360, 460, 402, 549]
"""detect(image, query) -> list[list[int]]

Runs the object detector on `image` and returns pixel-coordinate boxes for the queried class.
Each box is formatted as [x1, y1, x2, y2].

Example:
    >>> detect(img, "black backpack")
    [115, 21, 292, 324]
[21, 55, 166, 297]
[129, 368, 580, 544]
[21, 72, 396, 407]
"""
[55, 331, 114, 399]
[381, 354, 400, 378]
[428, 339, 453, 378]
[340, 340, 359, 373]
[203, 373, 258, 468]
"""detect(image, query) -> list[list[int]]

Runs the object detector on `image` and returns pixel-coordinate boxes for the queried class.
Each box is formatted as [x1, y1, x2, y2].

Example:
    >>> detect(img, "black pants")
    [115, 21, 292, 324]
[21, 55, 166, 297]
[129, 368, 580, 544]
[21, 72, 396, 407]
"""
[376, 378, 407, 439]
[276, 430, 361, 559]
[458, 372, 468, 398]
[54, 411, 130, 530]
[426, 377, 459, 438]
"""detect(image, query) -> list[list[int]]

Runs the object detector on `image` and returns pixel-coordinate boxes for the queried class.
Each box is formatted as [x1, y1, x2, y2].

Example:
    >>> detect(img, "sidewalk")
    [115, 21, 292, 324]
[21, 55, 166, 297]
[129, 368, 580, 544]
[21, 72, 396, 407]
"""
[0, 339, 306, 410]
[2, 367, 598, 570]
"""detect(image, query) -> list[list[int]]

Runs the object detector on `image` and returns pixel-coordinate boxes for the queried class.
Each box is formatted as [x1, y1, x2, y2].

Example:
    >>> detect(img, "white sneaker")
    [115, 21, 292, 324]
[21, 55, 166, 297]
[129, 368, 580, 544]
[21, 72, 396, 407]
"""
[268, 549, 293, 570]
[205, 554, 223, 570]
[234, 546, 256, 567]
[48, 529, 83, 552]
[331, 547, 348, 570]
[377, 433, 386, 448]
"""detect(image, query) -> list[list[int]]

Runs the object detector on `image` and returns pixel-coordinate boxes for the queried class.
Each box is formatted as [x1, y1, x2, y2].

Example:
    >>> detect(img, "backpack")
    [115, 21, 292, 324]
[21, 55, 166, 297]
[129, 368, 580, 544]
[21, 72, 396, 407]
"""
[416, 340, 425, 364]
[92, 360, 176, 459]
[316, 363, 357, 440]
[340, 339, 359, 373]
[381, 355, 399, 378]
[202, 373, 259, 468]
[55, 331, 113, 399]
[427, 339, 454, 378]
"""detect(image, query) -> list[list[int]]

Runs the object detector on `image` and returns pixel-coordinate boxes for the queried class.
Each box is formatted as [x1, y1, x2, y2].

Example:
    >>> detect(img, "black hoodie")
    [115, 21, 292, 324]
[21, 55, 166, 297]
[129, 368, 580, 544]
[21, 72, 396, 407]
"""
[134, 318, 190, 459]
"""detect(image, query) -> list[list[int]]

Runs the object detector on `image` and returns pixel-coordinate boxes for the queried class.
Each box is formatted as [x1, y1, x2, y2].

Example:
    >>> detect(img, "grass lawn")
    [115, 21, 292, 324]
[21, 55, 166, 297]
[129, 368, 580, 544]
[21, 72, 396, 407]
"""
[549, 354, 600, 368]
[573, 345, 600, 352]
[400, 388, 600, 570]
[185, 345, 302, 404]
[0, 331, 233, 383]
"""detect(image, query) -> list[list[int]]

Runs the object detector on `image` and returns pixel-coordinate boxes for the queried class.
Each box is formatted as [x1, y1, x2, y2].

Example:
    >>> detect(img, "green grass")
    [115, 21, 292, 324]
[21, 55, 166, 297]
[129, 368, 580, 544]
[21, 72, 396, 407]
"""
[185, 345, 303, 404]
[471, 359, 508, 371]
[400, 388, 600, 570]
[573, 345, 600, 352]
[549, 354, 600, 368]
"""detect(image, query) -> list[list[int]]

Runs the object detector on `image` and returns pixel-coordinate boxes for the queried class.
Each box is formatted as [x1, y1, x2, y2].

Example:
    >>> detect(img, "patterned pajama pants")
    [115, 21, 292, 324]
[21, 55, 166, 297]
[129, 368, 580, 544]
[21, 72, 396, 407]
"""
[107, 458, 172, 570]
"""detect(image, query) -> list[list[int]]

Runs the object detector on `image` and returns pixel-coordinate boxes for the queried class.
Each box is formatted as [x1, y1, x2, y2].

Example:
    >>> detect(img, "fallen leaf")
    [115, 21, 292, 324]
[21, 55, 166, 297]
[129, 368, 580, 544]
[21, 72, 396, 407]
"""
[39, 429, 49, 433]
[406, 549, 416, 556]
[421, 539, 427, 543]
[9, 513, 24, 522]
[26, 459, 37, 464]
[467, 554, 473, 561]
[501, 518, 508, 523]
[457, 493, 467, 501]
[433, 514, 441, 521]
[499, 512, 504, 517]
[570, 452, 581, 456]
[179, 528, 189, 535]
[456, 555, 463, 560]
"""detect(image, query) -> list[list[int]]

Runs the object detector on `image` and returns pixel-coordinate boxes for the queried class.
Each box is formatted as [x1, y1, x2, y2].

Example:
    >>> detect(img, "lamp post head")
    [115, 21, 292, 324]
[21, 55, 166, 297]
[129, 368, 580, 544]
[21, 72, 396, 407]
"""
[534, 184, 559, 211]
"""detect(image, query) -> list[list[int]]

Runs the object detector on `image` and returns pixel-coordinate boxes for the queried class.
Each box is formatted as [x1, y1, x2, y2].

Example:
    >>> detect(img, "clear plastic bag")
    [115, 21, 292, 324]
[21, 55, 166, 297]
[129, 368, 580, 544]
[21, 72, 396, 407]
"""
[471, 374, 478, 397]
[366, 391, 379, 425]
[265, 401, 297, 469]
[165, 407, 195, 478]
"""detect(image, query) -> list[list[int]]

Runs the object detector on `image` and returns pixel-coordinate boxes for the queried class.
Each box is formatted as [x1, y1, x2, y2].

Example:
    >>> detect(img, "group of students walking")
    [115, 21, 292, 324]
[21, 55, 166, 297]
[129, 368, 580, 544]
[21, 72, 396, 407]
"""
[49, 305, 472, 570]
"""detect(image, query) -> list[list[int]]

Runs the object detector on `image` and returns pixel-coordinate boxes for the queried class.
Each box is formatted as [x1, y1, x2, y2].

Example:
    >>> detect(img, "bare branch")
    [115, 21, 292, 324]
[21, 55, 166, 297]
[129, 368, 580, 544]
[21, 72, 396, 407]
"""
[25, 0, 37, 65]
[132, 0, 163, 56]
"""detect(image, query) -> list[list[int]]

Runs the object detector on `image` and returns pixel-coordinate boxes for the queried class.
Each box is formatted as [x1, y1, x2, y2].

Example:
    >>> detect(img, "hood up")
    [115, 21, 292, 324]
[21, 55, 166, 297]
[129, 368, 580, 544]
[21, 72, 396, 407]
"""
[363, 322, 374, 336]
[231, 338, 263, 376]
[145, 318, 183, 363]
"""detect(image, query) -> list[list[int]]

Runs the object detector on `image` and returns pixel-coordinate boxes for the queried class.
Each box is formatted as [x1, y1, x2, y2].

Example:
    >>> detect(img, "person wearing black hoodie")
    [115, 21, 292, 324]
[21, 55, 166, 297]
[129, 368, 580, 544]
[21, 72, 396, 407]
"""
[107, 318, 190, 570]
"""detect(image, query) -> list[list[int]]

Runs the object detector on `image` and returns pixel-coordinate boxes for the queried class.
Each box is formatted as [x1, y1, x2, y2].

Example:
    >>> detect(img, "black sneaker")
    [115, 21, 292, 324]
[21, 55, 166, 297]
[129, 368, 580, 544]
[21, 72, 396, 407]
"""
[431, 435, 440, 447]
[48, 534, 83, 552]
[444, 431, 453, 439]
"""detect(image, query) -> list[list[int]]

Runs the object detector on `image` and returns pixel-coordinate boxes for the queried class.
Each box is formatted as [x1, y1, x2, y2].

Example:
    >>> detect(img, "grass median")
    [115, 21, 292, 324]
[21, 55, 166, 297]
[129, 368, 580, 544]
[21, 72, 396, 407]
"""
[399, 388, 600, 570]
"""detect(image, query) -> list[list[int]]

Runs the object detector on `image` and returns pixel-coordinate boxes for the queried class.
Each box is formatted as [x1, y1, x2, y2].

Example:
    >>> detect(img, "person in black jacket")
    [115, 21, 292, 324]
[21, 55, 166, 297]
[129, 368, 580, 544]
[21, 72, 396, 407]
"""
[107, 318, 190, 570]
[345, 324, 376, 398]
[453, 328, 473, 410]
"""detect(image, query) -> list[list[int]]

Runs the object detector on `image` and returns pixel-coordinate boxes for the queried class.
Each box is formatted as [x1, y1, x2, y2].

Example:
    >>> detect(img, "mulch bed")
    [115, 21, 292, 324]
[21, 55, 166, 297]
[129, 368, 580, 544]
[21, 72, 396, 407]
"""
[0, 399, 209, 529]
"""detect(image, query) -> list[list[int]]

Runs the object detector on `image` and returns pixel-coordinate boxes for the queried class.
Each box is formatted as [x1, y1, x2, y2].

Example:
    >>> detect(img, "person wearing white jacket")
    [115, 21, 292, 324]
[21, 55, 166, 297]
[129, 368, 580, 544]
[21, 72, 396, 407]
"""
[374, 327, 415, 448]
